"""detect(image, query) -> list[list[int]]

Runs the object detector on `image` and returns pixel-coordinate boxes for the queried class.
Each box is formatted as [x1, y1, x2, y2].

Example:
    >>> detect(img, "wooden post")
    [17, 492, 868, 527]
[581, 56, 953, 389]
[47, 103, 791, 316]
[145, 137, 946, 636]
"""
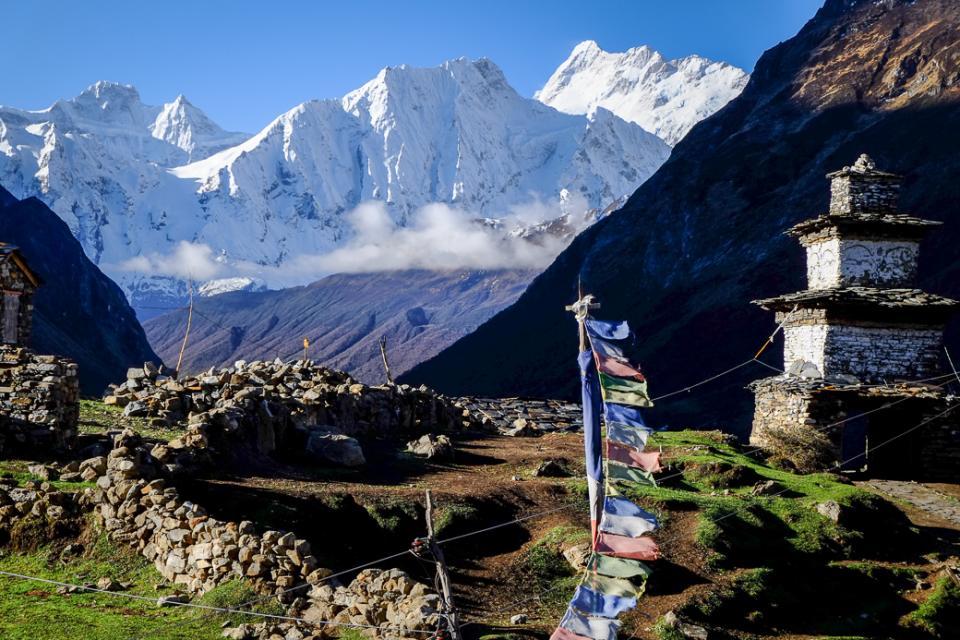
[564, 284, 600, 351]
[425, 489, 461, 640]
[379, 336, 394, 385]
[174, 282, 194, 379]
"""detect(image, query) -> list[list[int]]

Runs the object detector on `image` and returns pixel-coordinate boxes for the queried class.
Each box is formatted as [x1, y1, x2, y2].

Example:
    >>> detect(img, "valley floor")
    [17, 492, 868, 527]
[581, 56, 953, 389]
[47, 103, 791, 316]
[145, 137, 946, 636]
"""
[1, 401, 958, 639]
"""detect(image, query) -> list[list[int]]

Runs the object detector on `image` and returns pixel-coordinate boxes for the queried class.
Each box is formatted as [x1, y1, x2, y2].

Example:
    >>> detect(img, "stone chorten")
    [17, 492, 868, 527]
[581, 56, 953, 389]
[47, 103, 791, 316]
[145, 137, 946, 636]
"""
[749, 154, 959, 479]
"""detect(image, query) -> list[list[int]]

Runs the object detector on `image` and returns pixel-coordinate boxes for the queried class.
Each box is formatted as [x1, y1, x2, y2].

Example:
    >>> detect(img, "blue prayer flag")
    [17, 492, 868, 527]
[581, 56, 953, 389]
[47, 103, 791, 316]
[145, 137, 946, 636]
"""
[586, 319, 631, 341]
[570, 585, 637, 619]
[579, 350, 604, 537]
[604, 403, 647, 429]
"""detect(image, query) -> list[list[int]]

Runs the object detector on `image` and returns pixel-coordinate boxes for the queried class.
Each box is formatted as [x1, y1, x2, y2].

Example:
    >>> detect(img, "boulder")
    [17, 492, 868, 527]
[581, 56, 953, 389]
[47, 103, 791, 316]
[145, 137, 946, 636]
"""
[27, 464, 59, 481]
[306, 433, 365, 467]
[405, 434, 454, 461]
[533, 459, 571, 478]
[815, 500, 842, 523]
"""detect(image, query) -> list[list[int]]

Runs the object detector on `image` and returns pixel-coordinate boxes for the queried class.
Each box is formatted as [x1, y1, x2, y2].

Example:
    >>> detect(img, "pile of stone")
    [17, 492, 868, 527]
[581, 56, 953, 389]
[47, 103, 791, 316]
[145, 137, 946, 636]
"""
[300, 568, 441, 638]
[91, 429, 324, 597]
[81, 428, 438, 639]
[460, 397, 581, 435]
[0, 476, 84, 530]
[0, 346, 79, 455]
[105, 359, 474, 439]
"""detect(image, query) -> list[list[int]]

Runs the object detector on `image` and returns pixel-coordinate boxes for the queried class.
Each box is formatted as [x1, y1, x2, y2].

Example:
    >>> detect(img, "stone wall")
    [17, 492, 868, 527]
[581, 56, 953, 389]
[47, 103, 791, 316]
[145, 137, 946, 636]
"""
[782, 323, 942, 382]
[0, 346, 78, 455]
[829, 173, 899, 215]
[0, 255, 35, 346]
[89, 429, 440, 638]
[750, 376, 959, 479]
[804, 238, 919, 289]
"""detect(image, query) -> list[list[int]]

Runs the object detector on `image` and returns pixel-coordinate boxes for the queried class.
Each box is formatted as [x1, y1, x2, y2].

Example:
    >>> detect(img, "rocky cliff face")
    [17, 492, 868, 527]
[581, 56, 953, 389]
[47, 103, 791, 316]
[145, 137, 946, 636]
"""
[403, 0, 960, 434]
[0, 186, 159, 394]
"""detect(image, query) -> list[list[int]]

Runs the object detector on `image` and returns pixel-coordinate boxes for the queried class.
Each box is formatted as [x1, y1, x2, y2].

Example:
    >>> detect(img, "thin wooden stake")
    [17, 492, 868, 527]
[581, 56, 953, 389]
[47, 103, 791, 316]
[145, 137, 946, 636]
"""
[945, 346, 960, 388]
[379, 336, 394, 385]
[174, 282, 194, 379]
[425, 490, 461, 640]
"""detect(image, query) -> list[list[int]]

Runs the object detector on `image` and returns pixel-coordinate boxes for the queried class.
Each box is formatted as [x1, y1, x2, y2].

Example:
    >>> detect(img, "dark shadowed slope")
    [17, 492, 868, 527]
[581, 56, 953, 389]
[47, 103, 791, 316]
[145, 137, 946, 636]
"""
[0, 187, 159, 394]
[143, 269, 534, 384]
[402, 0, 960, 436]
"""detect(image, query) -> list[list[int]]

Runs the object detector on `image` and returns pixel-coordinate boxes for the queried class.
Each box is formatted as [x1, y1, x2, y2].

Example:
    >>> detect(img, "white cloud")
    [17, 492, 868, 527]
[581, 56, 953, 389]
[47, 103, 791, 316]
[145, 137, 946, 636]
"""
[118, 195, 598, 287]
[119, 240, 223, 281]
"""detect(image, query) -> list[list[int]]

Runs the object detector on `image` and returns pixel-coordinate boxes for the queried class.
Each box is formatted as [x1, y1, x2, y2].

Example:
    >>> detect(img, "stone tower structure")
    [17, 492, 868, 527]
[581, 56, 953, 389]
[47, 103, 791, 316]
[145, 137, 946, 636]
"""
[749, 154, 959, 479]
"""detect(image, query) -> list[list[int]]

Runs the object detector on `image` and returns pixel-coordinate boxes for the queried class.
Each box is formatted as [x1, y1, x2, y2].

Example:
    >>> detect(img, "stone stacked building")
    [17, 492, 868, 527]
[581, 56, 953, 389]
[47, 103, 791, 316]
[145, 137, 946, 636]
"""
[749, 155, 959, 479]
[0, 244, 79, 454]
[0, 243, 39, 346]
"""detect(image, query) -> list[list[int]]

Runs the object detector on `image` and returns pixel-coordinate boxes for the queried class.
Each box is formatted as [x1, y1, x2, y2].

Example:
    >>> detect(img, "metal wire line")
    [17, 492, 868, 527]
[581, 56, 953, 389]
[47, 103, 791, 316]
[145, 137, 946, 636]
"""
[135, 547, 416, 639]
[0, 569, 434, 634]
[462, 400, 960, 627]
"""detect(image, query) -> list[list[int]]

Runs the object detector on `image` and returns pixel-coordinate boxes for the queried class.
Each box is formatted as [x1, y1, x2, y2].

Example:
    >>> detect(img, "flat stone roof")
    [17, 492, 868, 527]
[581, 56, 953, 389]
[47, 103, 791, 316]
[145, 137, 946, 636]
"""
[749, 374, 953, 400]
[754, 287, 960, 312]
[787, 212, 941, 239]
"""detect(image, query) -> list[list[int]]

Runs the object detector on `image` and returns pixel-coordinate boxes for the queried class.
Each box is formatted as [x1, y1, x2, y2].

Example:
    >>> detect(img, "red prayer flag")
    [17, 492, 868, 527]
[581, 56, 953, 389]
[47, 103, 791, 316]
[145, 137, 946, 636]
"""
[594, 353, 645, 381]
[596, 532, 661, 561]
[607, 441, 662, 473]
[551, 627, 595, 640]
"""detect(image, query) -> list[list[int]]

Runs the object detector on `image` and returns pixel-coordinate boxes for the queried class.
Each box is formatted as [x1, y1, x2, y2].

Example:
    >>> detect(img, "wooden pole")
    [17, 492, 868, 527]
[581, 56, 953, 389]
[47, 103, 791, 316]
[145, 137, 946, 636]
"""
[174, 281, 194, 379]
[379, 336, 394, 385]
[425, 490, 461, 640]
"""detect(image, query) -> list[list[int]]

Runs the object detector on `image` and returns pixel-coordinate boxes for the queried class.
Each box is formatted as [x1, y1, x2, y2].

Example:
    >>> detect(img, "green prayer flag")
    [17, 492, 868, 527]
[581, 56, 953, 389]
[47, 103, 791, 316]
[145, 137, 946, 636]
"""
[588, 553, 653, 580]
[602, 387, 653, 408]
[585, 571, 638, 598]
[607, 460, 657, 486]
[599, 373, 649, 396]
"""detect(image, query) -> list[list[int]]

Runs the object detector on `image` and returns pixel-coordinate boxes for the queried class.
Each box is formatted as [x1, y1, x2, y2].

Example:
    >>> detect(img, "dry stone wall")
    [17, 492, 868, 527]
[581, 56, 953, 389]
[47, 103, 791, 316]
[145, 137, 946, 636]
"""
[0, 346, 78, 456]
[86, 429, 439, 638]
[782, 323, 942, 382]
[829, 172, 899, 214]
[105, 359, 474, 443]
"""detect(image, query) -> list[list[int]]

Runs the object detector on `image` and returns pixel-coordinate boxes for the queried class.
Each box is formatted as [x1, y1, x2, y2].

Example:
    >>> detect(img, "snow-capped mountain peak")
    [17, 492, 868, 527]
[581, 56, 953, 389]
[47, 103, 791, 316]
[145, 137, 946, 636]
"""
[0, 52, 732, 311]
[536, 41, 749, 145]
[150, 93, 248, 159]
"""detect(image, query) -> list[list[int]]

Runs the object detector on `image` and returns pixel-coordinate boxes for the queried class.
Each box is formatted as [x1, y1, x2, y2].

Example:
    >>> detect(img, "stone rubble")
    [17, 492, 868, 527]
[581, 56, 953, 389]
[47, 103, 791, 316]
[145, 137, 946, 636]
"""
[459, 397, 581, 435]
[0, 427, 441, 640]
[105, 359, 475, 437]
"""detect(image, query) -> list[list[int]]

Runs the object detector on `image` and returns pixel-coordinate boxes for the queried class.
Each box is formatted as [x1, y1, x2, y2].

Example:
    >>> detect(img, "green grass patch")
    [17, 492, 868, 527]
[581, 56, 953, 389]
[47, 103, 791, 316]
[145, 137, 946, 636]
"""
[0, 460, 95, 492]
[901, 574, 960, 637]
[0, 531, 237, 639]
[78, 399, 184, 441]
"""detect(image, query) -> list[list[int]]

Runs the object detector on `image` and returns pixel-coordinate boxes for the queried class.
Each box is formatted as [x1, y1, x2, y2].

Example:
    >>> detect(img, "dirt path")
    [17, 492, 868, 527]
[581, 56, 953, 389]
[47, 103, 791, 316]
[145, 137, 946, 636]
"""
[862, 479, 960, 527]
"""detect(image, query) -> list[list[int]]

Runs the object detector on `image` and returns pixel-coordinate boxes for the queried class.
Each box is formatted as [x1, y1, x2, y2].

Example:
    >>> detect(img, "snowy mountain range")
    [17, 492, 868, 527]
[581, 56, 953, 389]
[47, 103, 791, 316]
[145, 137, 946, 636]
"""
[536, 40, 749, 146]
[0, 44, 745, 316]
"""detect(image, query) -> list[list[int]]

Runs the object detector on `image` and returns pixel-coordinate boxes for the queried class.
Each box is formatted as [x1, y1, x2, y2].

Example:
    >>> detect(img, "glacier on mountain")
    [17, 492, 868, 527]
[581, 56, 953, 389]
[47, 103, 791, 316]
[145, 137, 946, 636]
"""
[536, 40, 749, 146]
[0, 61, 671, 309]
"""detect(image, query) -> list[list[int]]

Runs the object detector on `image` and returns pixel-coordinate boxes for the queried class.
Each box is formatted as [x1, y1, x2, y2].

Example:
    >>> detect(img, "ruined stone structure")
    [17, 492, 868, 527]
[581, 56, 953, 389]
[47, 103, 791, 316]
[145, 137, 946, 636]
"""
[0, 247, 80, 454]
[749, 155, 959, 479]
[0, 243, 39, 346]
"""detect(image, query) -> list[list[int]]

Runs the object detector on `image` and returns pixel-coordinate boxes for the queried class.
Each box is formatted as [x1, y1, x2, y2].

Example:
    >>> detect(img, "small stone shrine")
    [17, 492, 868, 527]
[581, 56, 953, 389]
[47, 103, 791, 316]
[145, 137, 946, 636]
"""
[749, 154, 959, 479]
[0, 245, 79, 454]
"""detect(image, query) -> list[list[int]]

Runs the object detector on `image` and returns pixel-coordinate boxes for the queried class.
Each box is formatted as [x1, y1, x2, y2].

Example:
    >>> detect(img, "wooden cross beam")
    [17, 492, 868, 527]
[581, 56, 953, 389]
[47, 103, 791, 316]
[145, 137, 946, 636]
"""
[565, 293, 600, 351]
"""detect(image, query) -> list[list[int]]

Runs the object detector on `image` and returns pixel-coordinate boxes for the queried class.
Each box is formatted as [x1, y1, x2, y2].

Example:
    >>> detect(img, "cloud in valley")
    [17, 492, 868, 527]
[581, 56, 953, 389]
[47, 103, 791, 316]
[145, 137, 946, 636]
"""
[117, 195, 594, 287]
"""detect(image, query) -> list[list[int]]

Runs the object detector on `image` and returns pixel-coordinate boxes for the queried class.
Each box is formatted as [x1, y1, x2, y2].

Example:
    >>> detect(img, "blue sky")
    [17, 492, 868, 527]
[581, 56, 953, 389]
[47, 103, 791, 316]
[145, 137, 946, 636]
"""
[5, 0, 823, 133]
